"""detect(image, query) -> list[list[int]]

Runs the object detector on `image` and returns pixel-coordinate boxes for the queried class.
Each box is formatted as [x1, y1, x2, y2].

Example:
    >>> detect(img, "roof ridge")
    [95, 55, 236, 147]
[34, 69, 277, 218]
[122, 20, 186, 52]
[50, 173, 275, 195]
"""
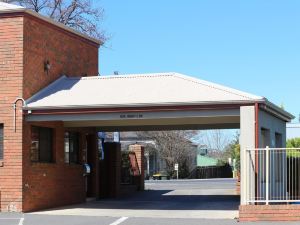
[171, 73, 262, 101]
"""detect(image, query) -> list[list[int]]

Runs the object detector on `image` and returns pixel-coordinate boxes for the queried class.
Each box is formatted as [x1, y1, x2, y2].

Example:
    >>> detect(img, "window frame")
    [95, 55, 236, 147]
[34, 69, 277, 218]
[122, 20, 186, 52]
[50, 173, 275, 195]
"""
[31, 126, 54, 163]
[64, 131, 80, 164]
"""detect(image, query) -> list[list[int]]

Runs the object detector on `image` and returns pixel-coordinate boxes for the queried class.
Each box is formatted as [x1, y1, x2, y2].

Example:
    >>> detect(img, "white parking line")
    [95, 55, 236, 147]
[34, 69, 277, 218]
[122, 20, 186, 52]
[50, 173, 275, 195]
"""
[18, 218, 24, 225]
[109, 217, 128, 225]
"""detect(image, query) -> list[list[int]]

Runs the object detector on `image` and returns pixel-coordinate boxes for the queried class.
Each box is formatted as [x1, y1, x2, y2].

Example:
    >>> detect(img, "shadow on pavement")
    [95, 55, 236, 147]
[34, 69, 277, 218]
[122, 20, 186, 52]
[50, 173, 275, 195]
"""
[53, 189, 240, 211]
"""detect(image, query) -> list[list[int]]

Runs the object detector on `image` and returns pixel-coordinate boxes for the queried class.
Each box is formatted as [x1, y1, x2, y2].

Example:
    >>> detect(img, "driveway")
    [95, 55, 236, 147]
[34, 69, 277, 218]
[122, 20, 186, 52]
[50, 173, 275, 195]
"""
[30, 178, 240, 219]
[2, 179, 300, 224]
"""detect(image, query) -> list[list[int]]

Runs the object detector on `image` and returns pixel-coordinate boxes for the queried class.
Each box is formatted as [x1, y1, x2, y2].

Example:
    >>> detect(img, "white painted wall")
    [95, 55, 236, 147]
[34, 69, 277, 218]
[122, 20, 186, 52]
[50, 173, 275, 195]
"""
[240, 106, 256, 205]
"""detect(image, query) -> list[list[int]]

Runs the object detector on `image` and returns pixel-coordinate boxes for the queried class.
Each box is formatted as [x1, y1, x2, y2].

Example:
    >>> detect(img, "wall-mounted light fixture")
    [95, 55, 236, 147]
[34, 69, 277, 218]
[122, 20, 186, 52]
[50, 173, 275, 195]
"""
[44, 60, 51, 73]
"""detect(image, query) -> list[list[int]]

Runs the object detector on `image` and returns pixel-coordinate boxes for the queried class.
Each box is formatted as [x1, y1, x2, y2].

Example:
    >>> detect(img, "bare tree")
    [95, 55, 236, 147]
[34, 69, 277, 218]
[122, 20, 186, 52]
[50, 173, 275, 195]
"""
[1, 0, 106, 41]
[201, 130, 231, 152]
[137, 131, 198, 178]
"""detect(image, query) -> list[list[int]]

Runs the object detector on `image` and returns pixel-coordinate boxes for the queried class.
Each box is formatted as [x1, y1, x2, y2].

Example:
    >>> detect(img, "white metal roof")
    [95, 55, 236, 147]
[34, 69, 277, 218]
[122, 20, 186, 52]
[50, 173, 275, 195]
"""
[25, 72, 265, 109]
[0, 3, 101, 45]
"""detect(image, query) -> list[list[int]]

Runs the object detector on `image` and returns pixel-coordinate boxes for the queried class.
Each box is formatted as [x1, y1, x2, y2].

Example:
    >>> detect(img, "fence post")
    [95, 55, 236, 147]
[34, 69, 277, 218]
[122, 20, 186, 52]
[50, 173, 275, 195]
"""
[266, 146, 269, 205]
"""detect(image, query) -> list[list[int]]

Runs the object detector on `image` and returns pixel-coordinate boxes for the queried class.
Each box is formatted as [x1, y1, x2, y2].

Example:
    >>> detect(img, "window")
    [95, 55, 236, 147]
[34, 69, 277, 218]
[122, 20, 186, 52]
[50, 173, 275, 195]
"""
[261, 128, 270, 147]
[275, 132, 283, 148]
[64, 132, 80, 164]
[0, 124, 3, 160]
[31, 126, 54, 163]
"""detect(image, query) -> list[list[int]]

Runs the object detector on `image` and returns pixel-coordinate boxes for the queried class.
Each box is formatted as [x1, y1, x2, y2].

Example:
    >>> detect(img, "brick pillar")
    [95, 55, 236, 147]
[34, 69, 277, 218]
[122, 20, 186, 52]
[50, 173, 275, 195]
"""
[103, 142, 121, 197]
[129, 144, 145, 191]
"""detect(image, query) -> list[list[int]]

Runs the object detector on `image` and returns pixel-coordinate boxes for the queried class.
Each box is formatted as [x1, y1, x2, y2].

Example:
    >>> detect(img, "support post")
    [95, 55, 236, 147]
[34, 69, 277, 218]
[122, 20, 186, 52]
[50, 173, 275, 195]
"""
[240, 106, 256, 205]
[266, 146, 269, 205]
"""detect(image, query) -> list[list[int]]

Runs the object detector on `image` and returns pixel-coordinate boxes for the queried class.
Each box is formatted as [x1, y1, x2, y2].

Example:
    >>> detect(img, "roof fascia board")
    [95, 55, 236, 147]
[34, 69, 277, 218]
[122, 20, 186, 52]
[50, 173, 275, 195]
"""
[260, 101, 295, 122]
[23, 101, 258, 111]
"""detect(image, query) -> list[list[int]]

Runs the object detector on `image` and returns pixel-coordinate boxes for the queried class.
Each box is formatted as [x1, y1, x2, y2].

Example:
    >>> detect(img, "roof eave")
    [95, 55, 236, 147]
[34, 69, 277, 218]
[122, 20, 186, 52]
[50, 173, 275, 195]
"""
[24, 99, 264, 111]
[261, 100, 295, 122]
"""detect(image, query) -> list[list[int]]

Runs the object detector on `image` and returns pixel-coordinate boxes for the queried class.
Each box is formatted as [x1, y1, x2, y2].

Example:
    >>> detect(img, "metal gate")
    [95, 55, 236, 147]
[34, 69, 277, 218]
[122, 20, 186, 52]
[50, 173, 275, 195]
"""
[245, 147, 300, 204]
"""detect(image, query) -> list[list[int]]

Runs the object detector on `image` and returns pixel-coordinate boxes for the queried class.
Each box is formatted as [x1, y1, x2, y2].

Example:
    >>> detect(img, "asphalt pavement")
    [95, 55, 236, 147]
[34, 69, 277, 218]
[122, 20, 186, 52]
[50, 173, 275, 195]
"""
[0, 179, 295, 225]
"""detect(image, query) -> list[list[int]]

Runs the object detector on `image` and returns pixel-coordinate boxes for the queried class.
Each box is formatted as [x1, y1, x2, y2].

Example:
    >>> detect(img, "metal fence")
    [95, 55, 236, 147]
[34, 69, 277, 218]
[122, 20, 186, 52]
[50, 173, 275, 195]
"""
[246, 147, 300, 205]
[188, 164, 233, 179]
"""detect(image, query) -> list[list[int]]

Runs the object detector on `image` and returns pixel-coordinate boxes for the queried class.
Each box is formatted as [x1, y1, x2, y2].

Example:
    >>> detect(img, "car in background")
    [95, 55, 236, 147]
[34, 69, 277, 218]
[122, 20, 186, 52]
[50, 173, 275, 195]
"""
[152, 172, 170, 180]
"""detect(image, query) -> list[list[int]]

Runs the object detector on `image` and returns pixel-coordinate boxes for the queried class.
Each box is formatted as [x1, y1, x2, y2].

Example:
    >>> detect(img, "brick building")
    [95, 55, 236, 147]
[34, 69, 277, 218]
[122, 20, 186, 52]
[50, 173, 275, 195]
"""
[1, 2, 299, 222]
[0, 3, 101, 212]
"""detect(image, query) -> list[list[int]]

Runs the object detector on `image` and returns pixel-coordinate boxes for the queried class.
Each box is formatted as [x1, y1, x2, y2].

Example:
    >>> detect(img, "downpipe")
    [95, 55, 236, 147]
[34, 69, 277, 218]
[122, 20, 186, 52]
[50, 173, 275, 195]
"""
[13, 98, 26, 133]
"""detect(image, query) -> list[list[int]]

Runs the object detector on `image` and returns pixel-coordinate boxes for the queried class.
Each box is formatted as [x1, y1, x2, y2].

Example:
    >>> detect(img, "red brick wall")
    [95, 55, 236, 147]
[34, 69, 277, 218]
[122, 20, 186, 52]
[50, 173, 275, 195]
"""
[0, 12, 99, 212]
[239, 205, 300, 221]
[129, 145, 145, 191]
[22, 122, 96, 211]
[0, 16, 24, 212]
[21, 15, 99, 212]
[23, 14, 99, 99]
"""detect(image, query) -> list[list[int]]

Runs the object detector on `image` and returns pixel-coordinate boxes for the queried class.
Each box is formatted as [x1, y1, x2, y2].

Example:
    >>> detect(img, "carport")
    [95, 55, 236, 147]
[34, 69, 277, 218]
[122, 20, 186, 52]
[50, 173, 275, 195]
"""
[23, 72, 294, 218]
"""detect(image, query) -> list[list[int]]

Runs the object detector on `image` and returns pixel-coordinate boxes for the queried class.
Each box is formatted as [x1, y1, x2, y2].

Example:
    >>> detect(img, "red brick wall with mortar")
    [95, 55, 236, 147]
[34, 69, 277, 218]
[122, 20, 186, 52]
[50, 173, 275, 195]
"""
[129, 145, 145, 191]
[239, 205, 300, 221]
[23, 122, 97, 212]
[0, 12, 99, 212]
[0, 15, 24, 212]
[22, 14, 99, 212]
[23, 14, 99, 99]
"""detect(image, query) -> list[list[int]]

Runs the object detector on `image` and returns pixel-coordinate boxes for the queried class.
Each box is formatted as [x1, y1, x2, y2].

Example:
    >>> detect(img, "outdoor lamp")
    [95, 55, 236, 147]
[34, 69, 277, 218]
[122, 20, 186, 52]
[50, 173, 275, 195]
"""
[44, 60, 51, 72]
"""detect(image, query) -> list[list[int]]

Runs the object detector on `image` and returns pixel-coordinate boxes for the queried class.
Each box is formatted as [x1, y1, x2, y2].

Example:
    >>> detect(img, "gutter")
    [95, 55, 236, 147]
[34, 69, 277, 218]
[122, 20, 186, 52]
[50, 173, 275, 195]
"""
[23, 103, 254, 116]
[260, 100, 295, 122]
[23, 100, 264, 111]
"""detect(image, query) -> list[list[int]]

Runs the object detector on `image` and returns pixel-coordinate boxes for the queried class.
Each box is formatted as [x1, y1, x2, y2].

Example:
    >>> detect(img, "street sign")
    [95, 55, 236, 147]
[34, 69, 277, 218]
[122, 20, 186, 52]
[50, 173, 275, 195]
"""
[174, 163, 179, 171]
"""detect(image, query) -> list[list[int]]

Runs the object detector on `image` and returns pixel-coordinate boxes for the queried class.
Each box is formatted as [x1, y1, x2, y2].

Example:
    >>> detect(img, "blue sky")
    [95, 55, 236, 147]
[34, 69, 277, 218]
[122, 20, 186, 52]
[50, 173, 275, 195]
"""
[97, 1, 299, 121]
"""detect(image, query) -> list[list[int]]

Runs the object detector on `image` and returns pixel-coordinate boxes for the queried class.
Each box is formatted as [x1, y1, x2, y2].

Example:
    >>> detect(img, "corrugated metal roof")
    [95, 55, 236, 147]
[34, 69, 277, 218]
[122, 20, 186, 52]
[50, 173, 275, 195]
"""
[25, 72, 264, 109]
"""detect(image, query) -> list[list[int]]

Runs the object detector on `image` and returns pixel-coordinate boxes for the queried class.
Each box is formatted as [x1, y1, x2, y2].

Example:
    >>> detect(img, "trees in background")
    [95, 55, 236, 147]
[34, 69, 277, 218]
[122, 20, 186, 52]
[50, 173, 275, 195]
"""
[1, 0, 106, 41]
[199, 130, 235, 165]
[137, 131, 197, 178]
[200, 130, 231, 152]
[137, 130, 238, 178]
[287, 137, 300, 148]
[220, 132, 240, 171]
